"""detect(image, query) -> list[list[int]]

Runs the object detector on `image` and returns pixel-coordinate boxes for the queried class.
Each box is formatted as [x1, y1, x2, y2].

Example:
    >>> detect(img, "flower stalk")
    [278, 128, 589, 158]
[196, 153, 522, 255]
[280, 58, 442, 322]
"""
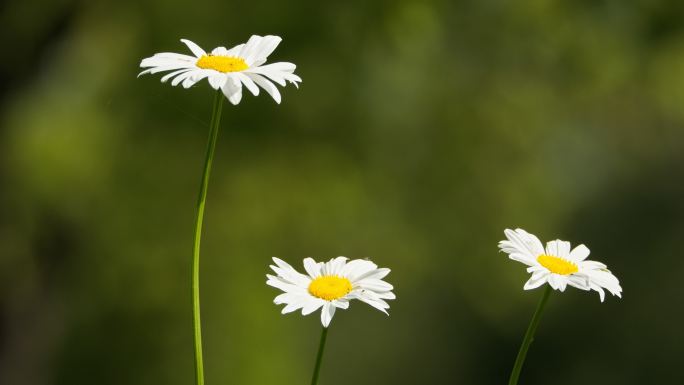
[508, 285, 552, 385]
[310, 326, 330, 385]
[191, 89, 224, 385]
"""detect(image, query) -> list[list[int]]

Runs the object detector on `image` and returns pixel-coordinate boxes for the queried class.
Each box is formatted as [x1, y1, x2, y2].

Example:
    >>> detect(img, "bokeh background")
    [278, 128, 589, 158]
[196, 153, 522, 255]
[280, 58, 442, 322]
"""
[1, 0, 684, 384]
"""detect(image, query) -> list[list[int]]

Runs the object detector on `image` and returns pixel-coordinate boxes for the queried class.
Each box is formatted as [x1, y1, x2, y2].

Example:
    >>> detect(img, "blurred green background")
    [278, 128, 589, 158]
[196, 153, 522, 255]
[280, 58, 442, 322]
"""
[1, 0, 684, 384]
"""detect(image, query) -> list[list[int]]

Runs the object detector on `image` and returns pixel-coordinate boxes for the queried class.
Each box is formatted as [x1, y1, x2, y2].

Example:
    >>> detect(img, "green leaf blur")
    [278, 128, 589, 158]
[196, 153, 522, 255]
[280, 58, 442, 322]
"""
[1, 1, 683, 384]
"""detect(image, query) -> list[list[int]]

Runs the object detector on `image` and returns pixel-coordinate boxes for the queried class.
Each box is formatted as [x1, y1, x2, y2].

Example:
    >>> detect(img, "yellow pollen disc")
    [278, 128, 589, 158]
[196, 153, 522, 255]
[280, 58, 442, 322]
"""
[308, 276, 352, 301]
[537, 254, 578, 275]
[196, 55, 248, 73]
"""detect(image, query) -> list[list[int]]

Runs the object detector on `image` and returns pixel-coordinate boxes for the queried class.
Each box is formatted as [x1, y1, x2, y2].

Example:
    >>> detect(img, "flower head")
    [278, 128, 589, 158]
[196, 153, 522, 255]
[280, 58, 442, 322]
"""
[499, 228, 622, 302]
[139, 35, 301, 105]
[266, 257, 395, 327]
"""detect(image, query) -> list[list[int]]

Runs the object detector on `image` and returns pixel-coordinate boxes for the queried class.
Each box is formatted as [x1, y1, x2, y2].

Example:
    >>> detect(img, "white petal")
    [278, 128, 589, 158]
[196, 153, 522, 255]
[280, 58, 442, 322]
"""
[160, 68, 193, 83]
[556, 277, 568, 292]
[356, 278, 393, 292]
[508, 252, 538, 266]
[180, 39, 207, 58]
[324, 257, 347, 276]
[375, 291, 396, 300]
[320, 302, 336, 327]
[523, 271, 548, 290]
[353, 267, 390, 281]
[211, 46, 229, 56]
[332, 299, 350, 309]
[138, 63, 196, 77]
[266, 275, 305, 293]
[235, 72, 260, 96]
[208, 74, 226, 90]
[139, 59, 195, 72]
[238, 35, 264, 62]
[301, 299, 325, 315]
[547, 274, 562, 290]
[272, 257, 295, 271]
[276, 292, 310, 314]
[567, 274, 590, 290]
[281, 302, 304, 314]
[244, 62, 300, 87]
[568, 244, 591, 262]
[188, 70, 212, 84]
[274, 292, 307, 305]
[269, 258, 311, 288]
[352, 290, 390, 315]
[243, 35, 282, 66]
[246, 73, 281, 103]
[183, 76, 199, 88]
[590, 283, 606, 302]
[252, 61, 296, 73]
[142, 52, 198, 63]
[585, 269, 622, 299]
[321, 259, 333, 276]
[225, 43, 245, 57]
[221, 75, 242, 105]
[342, 259, 378, 281]
[171, 71, 196, 86]
[500, 228, 545, 260]
[546, 240, 571, 258]
[303, 258, 322, 278]
[580, 260, 608, 270]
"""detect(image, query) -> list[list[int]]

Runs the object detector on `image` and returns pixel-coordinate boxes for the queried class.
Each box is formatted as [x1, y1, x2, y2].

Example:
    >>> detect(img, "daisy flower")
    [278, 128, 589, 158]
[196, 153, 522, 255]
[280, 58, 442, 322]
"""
[139, 35, 301, 105]
[266, 257, 395, 327]
[498, 228, 622, 302]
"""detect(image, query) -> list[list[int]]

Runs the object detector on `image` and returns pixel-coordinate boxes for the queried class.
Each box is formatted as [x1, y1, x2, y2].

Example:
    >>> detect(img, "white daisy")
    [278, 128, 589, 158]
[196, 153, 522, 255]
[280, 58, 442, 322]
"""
[266, 257, 395, 327]
[498, 228, 622, 302]
[139, 35, 301, 105]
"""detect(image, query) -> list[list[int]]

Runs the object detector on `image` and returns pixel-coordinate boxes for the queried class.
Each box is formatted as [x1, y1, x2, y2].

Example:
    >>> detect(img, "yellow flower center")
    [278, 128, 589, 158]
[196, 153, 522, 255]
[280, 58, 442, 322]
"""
[196, 55, 248, 73]
[537, 254, 578, 275]
[308, 276, 352, 301]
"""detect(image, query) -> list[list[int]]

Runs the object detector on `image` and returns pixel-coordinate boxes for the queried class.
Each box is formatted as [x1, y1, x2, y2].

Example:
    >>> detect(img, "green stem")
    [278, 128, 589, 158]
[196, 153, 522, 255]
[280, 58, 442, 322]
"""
[508, 285, 552, 385]
[192, 90, 224, 385]
[310, 326, 330, 385]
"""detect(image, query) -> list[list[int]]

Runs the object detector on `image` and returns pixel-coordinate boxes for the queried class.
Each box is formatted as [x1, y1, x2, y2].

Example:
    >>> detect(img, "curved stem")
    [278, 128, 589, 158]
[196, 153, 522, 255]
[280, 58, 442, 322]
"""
[310, 326, 330, 385]
[192, 90, 224, 385]
[508, 285, 552, 385]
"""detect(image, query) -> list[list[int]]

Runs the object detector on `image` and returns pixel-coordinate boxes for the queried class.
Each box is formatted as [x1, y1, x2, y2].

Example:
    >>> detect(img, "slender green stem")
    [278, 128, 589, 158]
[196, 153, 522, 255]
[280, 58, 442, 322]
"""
[310, 326, 330, 385]
[192, 90, 224, 385]
[508, 285, 552, 385]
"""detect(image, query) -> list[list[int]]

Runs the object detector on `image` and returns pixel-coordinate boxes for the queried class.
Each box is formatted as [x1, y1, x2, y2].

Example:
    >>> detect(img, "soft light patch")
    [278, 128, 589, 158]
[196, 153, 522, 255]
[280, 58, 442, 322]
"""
[537, 255, 578, 275]
[308, 276, 352, 301]
[196, 55, 248, 73]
